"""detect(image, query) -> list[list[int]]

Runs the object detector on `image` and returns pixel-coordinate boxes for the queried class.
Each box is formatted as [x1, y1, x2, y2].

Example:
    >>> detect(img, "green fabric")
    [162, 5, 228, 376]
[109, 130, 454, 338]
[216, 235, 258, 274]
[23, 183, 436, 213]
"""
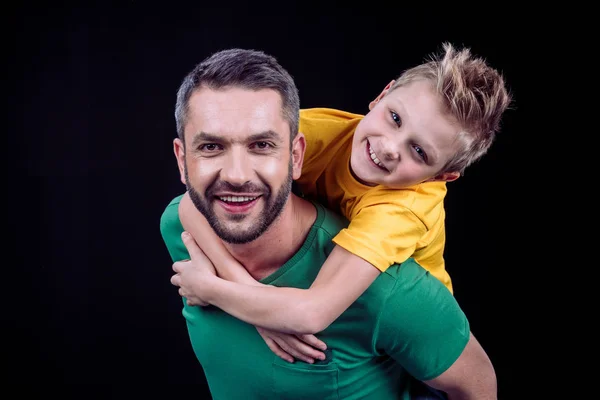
[160, 194, 469, 399]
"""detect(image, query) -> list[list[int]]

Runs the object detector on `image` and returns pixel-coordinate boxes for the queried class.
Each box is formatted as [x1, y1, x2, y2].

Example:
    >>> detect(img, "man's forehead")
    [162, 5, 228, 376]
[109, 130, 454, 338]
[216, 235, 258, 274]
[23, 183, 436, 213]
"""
[186, 87, 290, 140]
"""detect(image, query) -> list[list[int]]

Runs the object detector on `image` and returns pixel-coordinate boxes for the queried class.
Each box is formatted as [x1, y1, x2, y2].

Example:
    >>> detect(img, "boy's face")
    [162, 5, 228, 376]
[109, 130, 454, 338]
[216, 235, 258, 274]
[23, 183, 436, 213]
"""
[350, 79, 461, 188]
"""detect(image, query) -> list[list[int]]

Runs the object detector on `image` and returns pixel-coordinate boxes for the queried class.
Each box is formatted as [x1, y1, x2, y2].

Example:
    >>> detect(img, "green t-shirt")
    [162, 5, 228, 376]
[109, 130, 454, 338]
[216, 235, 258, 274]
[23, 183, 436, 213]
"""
[160, 194, 470, 400]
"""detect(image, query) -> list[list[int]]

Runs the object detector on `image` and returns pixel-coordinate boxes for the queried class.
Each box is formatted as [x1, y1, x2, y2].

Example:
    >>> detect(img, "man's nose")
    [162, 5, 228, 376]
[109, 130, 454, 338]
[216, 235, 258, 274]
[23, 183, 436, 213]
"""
[220, 150, 252, 186]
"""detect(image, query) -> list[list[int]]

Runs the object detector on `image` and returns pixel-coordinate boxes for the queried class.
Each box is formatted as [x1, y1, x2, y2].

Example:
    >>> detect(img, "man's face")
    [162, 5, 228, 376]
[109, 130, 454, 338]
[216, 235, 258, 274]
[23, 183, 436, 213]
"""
[351, 80, 462, 188]
[174, 86, 300, 244]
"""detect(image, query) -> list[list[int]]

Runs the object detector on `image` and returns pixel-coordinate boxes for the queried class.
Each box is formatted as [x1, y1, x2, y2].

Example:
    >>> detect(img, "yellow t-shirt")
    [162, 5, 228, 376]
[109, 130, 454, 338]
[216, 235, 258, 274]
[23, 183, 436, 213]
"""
[296, 108, 452, 293]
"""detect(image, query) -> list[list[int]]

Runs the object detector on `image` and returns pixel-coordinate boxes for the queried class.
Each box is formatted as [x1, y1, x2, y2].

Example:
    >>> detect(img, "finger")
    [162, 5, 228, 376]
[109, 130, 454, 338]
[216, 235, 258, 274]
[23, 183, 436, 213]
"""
[170, 274, 181, 287]
[181, 231, 203, 259]
[297, 334, 327, 351]
[272, 335, 316, 364]
[172, 261, 188, 273]
[263, 336, 294, 363]
[281, 335, 326, 361]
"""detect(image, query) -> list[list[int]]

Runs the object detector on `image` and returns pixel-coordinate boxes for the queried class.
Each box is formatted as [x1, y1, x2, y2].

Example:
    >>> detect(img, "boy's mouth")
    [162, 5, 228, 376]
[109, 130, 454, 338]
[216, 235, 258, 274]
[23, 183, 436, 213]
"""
[367, 141, 388, 172]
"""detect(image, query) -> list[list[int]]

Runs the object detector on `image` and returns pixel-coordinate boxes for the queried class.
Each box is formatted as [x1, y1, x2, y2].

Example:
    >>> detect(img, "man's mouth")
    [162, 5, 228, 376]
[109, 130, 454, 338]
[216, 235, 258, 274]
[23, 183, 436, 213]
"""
[215, 195, 261, 213]
[367, 141, 388, 172]
[217, 195, 259, 204]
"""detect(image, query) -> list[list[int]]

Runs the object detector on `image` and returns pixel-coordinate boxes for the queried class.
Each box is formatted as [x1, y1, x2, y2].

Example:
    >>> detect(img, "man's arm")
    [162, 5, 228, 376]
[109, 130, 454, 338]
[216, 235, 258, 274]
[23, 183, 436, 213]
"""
[376, 259, 496, 400]
[424, 333, 497, 400]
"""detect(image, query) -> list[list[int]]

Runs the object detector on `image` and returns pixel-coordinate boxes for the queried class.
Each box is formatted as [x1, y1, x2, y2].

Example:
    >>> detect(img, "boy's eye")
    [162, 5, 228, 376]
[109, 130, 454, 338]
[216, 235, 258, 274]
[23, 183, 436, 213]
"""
[390, 111, 402, 127]
[413, 145, 427, 161]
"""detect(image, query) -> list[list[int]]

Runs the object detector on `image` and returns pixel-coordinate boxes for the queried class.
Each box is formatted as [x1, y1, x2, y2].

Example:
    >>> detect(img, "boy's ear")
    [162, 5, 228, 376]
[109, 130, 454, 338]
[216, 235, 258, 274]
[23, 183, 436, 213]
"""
[369, 80, 396, 110]
[427, 171, 460, 183]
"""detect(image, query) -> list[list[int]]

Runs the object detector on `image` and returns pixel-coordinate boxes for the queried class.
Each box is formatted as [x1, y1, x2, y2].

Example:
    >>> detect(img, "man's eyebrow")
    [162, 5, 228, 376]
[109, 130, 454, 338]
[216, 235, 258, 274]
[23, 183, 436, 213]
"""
[246, 130, 282, 143]
[190, 130, 283, 148]
[190, 132, 223, 148]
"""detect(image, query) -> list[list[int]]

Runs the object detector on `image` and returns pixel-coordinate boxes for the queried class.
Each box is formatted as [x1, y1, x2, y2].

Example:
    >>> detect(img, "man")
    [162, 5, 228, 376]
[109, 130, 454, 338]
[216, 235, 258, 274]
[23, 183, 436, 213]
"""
[160, 48, 497, 399]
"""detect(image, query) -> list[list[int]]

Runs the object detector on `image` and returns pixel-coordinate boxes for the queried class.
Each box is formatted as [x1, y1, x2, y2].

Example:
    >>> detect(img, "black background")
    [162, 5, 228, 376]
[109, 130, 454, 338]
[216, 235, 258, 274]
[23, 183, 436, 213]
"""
[10, 3, 538, 398]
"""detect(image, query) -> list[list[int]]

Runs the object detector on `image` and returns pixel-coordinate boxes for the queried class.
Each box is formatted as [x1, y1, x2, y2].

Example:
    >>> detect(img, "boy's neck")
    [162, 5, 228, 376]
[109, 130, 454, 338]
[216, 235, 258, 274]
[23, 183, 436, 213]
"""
[223, 195, 317, 281]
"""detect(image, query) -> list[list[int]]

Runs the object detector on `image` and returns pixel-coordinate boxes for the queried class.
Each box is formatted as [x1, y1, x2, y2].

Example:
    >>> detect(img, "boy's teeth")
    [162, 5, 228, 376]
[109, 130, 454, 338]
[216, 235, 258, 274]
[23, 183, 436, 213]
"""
[369, 146, 384, 168]
[219, 196, 257, 202]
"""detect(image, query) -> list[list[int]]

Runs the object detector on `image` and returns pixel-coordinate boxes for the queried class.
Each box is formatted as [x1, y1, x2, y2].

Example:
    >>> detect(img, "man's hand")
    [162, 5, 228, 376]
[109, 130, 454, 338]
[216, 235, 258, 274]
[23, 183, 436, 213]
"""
[255, 326, 327, 364]
[171, 231, 217, 306]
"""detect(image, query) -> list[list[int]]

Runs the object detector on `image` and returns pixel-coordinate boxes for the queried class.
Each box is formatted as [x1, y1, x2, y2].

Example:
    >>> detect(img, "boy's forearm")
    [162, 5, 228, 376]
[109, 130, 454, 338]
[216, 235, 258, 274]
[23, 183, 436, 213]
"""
[179, 192, 258, 286]
[203, 245, 381, 335]
[203, 277, 324, 334]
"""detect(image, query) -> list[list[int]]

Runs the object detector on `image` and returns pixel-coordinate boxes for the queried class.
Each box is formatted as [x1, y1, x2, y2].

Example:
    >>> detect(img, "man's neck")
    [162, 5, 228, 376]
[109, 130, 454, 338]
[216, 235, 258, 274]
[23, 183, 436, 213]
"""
[223, 195, 317, 281]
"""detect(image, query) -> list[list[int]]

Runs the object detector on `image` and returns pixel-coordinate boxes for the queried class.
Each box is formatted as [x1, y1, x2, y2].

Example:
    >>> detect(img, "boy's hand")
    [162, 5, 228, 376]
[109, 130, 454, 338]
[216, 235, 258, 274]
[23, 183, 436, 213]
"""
[255, 326, 327, 364]
[171, 231, 217, 306]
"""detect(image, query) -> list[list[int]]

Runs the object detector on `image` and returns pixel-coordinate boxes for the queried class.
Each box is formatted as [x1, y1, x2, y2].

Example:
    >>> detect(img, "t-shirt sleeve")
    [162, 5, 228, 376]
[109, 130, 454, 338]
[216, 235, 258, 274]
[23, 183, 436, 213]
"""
[159, 194, 190, 262]
[297, 108, 358, 185]
[375, 259, 470, 381]
[332, 202, 426, 272]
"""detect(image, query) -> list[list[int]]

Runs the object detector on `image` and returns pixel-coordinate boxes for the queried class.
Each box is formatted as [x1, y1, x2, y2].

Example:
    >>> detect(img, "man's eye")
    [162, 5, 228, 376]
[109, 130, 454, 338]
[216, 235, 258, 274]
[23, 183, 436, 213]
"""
[254, 141, 271, 149]
[200, 144, 219, 151]
[390, 111, 402, 127]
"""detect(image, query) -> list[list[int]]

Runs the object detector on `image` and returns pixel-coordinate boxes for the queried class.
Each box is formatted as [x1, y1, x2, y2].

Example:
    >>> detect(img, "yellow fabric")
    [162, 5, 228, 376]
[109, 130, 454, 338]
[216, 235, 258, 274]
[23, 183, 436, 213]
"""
[297, 108, 452, 293]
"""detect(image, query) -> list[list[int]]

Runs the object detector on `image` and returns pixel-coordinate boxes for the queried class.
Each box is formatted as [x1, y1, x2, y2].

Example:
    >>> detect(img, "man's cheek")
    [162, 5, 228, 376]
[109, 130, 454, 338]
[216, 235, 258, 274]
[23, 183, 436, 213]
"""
[259, 158, 286, 179]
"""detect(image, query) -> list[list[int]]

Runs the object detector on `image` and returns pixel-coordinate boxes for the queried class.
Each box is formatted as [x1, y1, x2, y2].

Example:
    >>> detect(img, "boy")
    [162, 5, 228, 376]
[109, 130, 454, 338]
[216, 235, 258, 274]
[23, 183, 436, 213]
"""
[171, 42, 511, 363]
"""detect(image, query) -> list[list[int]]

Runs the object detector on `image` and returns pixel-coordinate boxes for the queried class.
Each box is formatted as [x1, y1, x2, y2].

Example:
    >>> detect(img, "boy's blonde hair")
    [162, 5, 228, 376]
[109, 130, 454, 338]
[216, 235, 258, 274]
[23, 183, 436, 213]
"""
[391, 42, 512, 174]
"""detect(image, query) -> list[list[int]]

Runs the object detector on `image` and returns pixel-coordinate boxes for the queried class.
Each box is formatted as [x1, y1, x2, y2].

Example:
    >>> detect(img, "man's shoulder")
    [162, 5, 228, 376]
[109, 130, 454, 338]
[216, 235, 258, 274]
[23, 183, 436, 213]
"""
[159, 193, 185, 243]
[312, 202, 350, 240]
[380, 258, 456, 305]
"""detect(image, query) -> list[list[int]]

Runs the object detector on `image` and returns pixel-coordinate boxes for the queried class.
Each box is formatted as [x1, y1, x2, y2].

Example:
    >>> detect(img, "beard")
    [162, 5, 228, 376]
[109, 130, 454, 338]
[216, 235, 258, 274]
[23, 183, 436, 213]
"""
[184, 162, 293, 244]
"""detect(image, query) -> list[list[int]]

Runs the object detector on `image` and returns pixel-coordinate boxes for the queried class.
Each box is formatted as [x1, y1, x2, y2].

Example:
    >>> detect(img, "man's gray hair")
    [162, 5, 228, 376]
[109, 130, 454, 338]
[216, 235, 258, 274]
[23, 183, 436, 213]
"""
[175, 48, 300, 143]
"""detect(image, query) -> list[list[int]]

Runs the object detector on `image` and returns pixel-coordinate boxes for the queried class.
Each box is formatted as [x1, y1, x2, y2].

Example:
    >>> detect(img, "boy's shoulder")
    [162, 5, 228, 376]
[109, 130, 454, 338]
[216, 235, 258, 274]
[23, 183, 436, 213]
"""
[300, 107, 364, 121]
[299, 108, 364, 152]
[351, 181, 448, 226]
[360, 181, 447, 205]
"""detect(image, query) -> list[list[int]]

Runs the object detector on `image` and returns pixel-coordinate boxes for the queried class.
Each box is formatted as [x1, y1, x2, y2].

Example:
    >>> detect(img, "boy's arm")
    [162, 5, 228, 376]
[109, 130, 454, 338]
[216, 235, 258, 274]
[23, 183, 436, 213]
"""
[178, 191, 380, 334]
[198, 244, 380, 334]
[178, 192, 259, 286]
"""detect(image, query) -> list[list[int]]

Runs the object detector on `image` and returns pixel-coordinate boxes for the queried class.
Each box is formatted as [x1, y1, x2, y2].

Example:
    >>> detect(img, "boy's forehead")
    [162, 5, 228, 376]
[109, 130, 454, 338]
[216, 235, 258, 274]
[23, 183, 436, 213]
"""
[387, 80, 439, 105]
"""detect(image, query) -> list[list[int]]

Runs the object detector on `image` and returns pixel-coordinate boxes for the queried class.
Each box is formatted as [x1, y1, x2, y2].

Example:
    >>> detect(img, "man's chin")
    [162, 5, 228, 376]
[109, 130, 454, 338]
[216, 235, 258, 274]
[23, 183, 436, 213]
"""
[216, 228, 260, 245]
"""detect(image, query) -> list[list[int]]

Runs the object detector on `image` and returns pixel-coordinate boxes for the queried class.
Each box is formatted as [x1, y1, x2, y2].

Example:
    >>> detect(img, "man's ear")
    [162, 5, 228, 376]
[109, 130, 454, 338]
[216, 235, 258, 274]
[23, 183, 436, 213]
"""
[369, 80, 396, 110]
[291, 132, 307, 180]
[173, 138, 187, 185]
[427, 171, 460, 183]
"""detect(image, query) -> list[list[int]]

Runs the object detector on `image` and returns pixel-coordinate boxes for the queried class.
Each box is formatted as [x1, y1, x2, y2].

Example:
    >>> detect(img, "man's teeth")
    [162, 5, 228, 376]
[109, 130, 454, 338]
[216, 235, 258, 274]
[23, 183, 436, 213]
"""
[219, 196, 258, 202]
[369, 146, 385, 168]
